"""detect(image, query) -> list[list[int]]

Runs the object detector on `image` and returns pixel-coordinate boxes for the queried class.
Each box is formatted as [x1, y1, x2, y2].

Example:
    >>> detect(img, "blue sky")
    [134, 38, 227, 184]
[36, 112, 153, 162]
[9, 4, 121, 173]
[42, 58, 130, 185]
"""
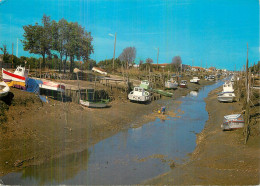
[0, 0, 259, 70]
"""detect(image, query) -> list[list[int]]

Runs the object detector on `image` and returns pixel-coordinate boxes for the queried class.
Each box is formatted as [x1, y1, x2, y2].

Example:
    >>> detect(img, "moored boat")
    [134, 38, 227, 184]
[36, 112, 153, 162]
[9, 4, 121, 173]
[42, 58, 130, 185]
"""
[38, 80, 65, 92]
[217, 92, 235, 102]
[221, 114, 245, 130]
[80, 99, 109, 108]
[128, 87, 150, 102]
[223, 81, 234, 92]
[190, 77, 200, 84]
[153, 89, 173, 97]
[139, 80, 150, 90]
[179, 80, 187, 88]
[208, 75, 215, 81]
[0, 81, 10, 98]
[165, 80, 178, 89]
[2, 66, 28, 90]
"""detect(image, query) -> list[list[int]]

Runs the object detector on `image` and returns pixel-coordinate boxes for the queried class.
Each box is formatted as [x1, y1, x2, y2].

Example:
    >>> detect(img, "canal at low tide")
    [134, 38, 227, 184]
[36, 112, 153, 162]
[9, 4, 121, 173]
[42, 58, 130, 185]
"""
[1, 80, 224, 185]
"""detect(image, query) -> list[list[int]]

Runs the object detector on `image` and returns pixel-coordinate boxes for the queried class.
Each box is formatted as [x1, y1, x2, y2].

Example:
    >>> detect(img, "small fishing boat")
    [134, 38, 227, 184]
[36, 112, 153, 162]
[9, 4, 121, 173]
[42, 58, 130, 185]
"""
[153, 89, 173, 97]
[80, 99, 109, 108]
[190, 77, 200, 84]
[2, 66, 28, 90]
[165, 80, 178, 89]
[0, 81, 10, 98]
[218, 92, 236, 102]
[179, 80, 187, 88]
[221, 114, 245, 130]
[139, 80, 150, 90]
[38, 80, 65, 92]
[223, 81, 234, 92]
[128, 87, 150, 102]
[208, 75, 215, 81]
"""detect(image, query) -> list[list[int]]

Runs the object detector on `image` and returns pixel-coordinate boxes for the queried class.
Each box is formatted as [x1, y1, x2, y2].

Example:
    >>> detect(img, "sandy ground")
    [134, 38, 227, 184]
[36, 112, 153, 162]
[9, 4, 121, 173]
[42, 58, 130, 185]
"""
[145, 86, 260, 185]
[0, 79, 213, 177]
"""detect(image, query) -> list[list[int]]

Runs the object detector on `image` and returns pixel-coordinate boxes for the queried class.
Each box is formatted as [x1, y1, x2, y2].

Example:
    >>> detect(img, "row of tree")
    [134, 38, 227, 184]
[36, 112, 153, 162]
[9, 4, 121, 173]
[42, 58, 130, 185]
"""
[22, 15, 93, 72]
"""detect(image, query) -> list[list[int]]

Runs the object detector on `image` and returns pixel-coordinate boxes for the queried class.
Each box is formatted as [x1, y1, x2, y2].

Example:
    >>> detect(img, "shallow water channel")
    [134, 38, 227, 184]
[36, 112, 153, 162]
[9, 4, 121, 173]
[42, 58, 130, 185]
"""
[1, 80, 224, 185]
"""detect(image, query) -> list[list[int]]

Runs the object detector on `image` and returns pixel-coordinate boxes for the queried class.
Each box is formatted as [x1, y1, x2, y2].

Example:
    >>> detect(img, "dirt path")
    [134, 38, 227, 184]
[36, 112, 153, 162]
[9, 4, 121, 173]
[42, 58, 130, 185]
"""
[145, 86, 260, 185]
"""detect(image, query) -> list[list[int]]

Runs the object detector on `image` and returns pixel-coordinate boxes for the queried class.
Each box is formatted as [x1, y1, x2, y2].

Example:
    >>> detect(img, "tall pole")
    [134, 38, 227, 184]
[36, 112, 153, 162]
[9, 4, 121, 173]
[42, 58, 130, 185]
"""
[112, 32, 117, 71]
[157, 48, 159, 71]
[244, 43, 250, 144]
[12, 43, 14, 68]
[16, 38, 18, 57]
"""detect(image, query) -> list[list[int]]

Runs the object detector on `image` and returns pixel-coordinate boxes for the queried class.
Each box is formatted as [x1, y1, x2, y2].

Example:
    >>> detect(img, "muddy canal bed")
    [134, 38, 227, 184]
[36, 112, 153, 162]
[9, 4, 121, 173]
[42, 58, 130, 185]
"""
[1, 80, 224, 185]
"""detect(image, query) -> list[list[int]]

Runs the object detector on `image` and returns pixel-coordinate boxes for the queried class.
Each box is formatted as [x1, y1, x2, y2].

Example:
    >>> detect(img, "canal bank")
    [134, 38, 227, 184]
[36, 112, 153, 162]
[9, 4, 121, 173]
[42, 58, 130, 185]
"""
[145, 86, 260, 185]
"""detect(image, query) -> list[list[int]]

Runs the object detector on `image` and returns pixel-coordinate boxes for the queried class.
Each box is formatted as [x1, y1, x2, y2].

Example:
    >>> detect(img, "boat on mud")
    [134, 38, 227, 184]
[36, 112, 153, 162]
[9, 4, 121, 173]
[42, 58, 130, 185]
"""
[217, 92, 236, 102]
[139, 80, 150, 90]
[38, 79, 66, 92]
[80, 99, 109, 108]
[208, 75, 215, 81]
[153, 89, 173, 97]
[0, 81, 10, 98]
[221, 114, 245, 130]
[223, 81, 234, 92]
[128, 87, 150, 102]
[179, 80, 187, 88]
[165, 79, 178, 89]
[190, 77, 200, 84]
[2, 66, 28, 90]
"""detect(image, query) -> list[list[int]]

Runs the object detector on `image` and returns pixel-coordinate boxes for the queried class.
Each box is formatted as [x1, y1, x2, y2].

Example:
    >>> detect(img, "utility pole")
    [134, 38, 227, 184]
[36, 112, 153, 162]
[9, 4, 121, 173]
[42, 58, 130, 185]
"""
[157, 48, 159, 71]
[16, 38, 18, 57]
[12, 43, 14, 68]
[112, 32, 117, 71]
[244, 43, 250, 144]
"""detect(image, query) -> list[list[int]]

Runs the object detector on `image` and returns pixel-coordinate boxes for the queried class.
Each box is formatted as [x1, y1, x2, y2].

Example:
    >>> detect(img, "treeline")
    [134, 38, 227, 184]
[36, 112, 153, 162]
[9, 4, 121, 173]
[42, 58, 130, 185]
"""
[22, 15, 94, 73]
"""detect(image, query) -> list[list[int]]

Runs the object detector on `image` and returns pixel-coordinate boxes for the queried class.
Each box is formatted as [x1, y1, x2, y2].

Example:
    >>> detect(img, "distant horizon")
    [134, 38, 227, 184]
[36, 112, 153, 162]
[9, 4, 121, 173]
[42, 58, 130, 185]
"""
[0, 0, 259, 70]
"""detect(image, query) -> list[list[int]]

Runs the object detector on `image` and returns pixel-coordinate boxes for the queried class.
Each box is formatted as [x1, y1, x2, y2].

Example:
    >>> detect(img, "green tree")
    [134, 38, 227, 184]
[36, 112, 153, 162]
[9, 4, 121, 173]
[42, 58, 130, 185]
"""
[22, 14, 52, 68]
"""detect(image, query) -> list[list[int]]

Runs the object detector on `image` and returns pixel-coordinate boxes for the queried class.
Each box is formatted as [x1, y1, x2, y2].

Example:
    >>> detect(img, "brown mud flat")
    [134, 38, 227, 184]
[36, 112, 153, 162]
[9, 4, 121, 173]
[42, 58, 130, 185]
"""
[0, 79, 213, 177]
[145, 86, 260, 185]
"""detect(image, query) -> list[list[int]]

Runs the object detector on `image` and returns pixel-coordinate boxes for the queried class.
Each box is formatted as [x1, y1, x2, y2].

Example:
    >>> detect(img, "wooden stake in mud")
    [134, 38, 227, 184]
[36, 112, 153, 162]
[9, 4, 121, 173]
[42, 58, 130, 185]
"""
[113, 32, 117, 71]
[244, 43, 250, 144]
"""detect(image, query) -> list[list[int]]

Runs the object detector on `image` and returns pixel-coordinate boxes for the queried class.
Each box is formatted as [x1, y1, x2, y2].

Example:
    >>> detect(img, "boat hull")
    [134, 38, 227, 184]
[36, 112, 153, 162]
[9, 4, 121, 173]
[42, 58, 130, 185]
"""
[80, 100, 107, 108]
[128, 94, 150, 102]
[217, 96, 234, 102]
[0, 82, 10, 98]
[221, 121, 245, 130]
[2, 68, 26, 82]
[39, 81, 65, 92]
[179, 84, 187, 88]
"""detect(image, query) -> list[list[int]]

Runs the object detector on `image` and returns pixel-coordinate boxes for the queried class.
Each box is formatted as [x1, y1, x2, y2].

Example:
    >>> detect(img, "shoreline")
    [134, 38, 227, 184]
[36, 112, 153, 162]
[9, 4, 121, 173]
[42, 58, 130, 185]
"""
[145, 85, 260, 185]
[0, 79, 214, 177]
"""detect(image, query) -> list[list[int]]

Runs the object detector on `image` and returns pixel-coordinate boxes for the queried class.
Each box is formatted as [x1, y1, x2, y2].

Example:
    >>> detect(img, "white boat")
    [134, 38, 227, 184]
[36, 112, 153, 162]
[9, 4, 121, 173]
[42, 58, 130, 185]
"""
[231, 76, 235, 83]
[218, 92, 236, 102]
[0, 81, 10, 98]
[221, 114, 245, 130]
[223, 81, 234, 92]
[180, 80, 187, 88]
[80, 99, 108, 108]
[38, 79, 65, 92]
[165, 80, 178, 89]
[2, 66, 28, 90]
[128, 87, 150, 102]
[208, 75, 215, 81]
[190, 77, 200, 84]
